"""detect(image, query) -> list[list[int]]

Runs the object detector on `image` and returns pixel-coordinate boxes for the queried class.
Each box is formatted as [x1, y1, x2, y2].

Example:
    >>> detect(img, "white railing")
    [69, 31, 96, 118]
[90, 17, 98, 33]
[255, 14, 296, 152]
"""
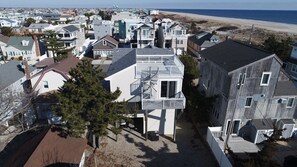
[141, 91, 186, 110]
[207, 127, 233, 167]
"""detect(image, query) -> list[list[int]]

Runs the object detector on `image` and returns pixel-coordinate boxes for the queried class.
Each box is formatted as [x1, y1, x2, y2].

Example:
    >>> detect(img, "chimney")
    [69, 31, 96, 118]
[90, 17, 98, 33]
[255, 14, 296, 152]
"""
[23, 60, 31, 80]
[33, 35, 41, 57]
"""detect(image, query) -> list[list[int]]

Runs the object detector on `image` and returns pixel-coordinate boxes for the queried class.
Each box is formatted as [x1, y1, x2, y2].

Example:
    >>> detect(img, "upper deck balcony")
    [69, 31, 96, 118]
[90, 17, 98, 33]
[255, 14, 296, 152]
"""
[136, 54, 184, 78]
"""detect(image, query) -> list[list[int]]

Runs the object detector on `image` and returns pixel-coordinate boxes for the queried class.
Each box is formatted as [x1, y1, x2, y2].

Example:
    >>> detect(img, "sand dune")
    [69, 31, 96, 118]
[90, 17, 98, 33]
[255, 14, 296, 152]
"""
[161, 11, 297, 34]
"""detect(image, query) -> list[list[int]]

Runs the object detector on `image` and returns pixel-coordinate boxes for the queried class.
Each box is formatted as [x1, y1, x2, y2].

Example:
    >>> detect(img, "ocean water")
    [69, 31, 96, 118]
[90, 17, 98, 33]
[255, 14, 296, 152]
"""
[160, 9, 297, 25]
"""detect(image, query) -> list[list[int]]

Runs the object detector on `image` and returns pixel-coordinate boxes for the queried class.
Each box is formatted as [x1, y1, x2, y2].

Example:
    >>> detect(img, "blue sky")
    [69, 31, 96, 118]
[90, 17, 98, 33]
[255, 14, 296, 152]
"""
[0, 0, 296, 10]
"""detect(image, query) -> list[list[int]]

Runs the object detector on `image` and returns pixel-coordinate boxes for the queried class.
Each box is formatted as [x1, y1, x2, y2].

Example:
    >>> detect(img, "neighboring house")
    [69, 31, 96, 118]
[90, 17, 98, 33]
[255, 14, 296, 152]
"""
[187, 31, 220, 58]
[92, 35, 118, 59]
[130, 24, 155, 48]
[105, 48, 186, 138]
[2, 36, 38, 60]
[3, 126, 87, 167]
[0, 35, 9, 58]
[30, 56, 80, 96]
[285, 42, 297, 82]
[118, 18, 145, 42]
[0, 60, 38, 126]
[27, 23, 52, 34]
[0, 18, 19, 27]
[42, 13, 61, 21]
[199, 40, 297, 143]
[157, 22, 188, 55]
[46, 24, 85, 57]
[93, 20, 113, 40]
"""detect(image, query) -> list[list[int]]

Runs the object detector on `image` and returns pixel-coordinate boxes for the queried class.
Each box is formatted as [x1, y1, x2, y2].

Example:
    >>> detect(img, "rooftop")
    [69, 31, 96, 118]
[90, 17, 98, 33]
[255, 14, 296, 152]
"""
[199, 40, 274, 73]
[0, 60, 36, 90]
[7, 36, 34, 51]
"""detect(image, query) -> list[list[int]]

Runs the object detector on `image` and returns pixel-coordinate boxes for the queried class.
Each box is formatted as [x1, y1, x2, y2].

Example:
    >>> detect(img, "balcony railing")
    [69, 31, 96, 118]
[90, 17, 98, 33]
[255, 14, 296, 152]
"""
[141, 91, 186, 110]
[136, 56, 184, 78]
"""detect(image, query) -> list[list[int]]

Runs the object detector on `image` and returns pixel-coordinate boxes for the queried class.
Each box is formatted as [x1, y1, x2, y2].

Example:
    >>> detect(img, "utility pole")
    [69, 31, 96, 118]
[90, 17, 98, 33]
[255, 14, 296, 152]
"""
[248, 24, 254, 44]
[224, 73, 244, 153]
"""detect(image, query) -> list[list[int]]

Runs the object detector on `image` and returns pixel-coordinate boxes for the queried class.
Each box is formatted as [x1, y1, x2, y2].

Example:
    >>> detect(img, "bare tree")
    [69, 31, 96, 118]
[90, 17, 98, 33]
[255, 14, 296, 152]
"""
[0, 88, 35, 132]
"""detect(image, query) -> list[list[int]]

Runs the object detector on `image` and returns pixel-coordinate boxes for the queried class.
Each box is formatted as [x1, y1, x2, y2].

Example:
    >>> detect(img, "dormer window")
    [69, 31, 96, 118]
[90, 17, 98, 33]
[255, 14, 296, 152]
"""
[21, 40, 29, 46]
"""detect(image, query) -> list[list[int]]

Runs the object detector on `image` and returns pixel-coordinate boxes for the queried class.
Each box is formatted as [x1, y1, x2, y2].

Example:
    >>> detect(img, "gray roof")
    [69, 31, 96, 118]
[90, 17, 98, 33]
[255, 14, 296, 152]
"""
[136, 48, 174, 55]
[252, 118, 273, 130]
[274, 80, 297, 96]
[200, 40, 274, 73]
[0, 18, 16, 23]
[63, 25, 79, 32]
[107, 48, 136, 77]
[28, 23, 50, 29]
[0, 60, 36, 90]
[7, 36, 34, 51]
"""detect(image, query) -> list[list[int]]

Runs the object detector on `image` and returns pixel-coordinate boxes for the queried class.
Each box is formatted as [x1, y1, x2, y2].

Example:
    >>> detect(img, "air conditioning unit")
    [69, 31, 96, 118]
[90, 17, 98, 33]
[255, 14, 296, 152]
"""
[278, 98, 287, 104]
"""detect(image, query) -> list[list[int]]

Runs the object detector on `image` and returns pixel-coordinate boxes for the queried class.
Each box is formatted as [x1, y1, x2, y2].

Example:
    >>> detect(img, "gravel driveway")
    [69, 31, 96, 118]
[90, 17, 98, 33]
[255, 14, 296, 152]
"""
[87, 114, 219, 167]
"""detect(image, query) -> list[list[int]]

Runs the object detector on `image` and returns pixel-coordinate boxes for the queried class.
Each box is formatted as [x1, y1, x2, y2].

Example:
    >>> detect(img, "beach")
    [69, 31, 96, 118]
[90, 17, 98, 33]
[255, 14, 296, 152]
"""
[159, 11, 297, 45]
[161, 11, 297, 34]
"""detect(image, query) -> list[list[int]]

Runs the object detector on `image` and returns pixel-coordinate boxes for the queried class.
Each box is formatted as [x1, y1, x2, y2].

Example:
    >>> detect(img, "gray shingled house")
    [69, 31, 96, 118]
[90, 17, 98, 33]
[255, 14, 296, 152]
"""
[199, 40, 297, 143]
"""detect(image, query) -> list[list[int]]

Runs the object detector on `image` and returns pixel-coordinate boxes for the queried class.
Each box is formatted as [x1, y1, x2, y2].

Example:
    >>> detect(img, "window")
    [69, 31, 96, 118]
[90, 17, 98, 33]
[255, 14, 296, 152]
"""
[176, 40, 183, 45]
[161, 81, 176, 98]
[65, 43, 70, 47]
[260, 72, 271, 86]
[103, 40, 107, 46]
[291, 64, 297, 73]
[64, 33, 70, 37]
[287, 98, 294, 108]
[245, 97, 253, 108]
[175, 30, 182, 35]
[43, 81, 49, 88]
[237, 73, 246, 86]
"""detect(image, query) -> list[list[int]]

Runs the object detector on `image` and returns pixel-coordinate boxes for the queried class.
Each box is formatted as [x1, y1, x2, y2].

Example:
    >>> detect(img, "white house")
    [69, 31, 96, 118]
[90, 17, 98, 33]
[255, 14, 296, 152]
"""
[158, 21, 188, 55]
[27, 23, 52, 34]
[1, 36, 38, 61]
[130, 24, 155, 48]
[105, 48, 186, 138]
[45, 24, 85, 56]
[0, 18, 19, 27]
[30, 56, 80, 96]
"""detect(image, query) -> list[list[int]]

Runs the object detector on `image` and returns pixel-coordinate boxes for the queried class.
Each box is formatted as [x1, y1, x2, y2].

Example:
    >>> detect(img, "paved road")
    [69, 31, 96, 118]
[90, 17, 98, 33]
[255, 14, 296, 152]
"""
[92, 114, 219, 167]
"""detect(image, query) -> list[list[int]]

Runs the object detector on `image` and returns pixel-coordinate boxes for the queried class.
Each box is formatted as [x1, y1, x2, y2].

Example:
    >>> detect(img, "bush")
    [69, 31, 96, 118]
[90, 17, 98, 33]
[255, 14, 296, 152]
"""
[17, 56, 23, 61]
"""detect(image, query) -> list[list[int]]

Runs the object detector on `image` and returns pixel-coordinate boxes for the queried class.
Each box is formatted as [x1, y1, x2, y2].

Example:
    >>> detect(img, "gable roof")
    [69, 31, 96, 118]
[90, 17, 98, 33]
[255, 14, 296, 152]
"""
[0, 60, 36, 90]
[62, 25, 79, 32]
[93, 35, 119, 50]
[24, 127, 86, 167]
[199, 40, 274, 73]
[34, 57, 55, 68]
[106, 48, 136, 77]
[274, 80, 297, 96]
[168, 22, 185, 29]
[188, 31, 219, 46]
[135, 23, 153, 30]
[7, 36, 34, 51]
[3, 126, 87, 167]
[32, 56, 80, 90]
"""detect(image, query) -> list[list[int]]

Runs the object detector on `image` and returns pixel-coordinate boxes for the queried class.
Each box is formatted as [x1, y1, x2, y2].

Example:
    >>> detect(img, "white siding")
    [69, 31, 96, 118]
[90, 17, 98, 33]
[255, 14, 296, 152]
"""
[31, 71, 66, 95]
[107, 65, 137, 102]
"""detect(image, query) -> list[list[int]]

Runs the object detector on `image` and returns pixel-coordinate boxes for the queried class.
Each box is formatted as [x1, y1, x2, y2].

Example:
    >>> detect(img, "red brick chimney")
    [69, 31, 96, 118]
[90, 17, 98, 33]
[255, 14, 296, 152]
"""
[33, 35, 41, 57]
[23, 60, 31, 80]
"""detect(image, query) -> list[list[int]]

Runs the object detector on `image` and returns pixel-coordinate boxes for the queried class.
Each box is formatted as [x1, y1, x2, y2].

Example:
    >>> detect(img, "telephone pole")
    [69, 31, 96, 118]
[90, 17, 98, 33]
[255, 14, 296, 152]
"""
[224, 73, 244, 153]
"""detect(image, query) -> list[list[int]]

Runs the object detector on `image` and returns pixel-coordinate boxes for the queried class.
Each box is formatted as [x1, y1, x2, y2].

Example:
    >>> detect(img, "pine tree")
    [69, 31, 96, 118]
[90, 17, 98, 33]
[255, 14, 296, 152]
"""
[53, 60, 127, 138]
[43, 30, 72, 62]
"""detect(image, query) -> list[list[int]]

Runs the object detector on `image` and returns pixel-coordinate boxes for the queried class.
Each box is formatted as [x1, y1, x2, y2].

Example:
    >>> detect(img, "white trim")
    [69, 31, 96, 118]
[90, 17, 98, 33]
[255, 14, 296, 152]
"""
[260, 72, 272, 86]
[244, 96, 253, 108]
[286, 97, 295, 108]
[225, 119, 241, 135]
